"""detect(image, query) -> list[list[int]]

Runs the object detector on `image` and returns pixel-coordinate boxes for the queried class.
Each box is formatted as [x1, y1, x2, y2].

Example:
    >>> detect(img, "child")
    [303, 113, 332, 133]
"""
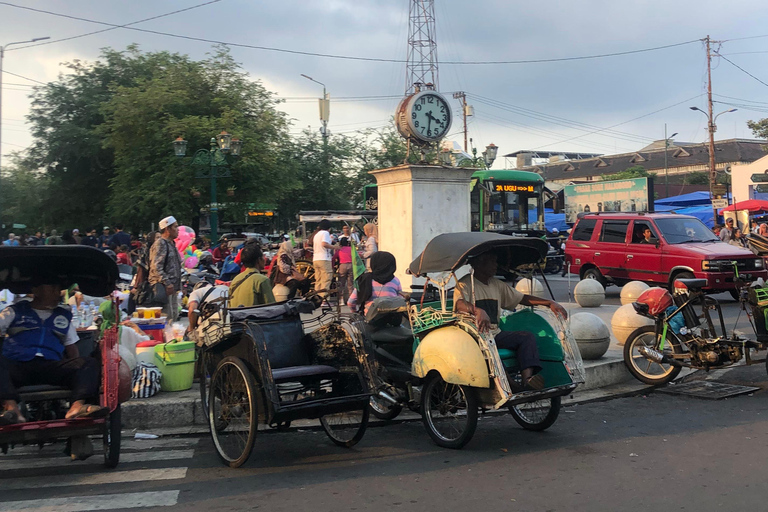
[116, 245, 131, 266]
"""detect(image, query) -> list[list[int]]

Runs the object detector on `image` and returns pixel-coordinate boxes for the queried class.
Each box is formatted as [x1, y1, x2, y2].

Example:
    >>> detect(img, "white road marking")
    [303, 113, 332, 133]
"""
[1, 467, 187, 491]
[0, 490, 180, 511]
[0, 449, 194, 471]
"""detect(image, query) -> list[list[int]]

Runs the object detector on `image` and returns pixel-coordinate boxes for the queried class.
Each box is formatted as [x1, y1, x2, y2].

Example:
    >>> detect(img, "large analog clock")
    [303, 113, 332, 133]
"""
[396, 90, 453, 143]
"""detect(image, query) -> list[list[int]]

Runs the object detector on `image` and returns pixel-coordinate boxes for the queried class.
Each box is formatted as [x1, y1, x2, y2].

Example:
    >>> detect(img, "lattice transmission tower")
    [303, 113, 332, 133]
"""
[405, 0, 439, 94]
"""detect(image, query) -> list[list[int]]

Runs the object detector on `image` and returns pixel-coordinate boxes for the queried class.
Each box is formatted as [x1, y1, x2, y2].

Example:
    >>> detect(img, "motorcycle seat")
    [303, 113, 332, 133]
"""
[368, 325, 413, 344]
[675, 278, 707, 290]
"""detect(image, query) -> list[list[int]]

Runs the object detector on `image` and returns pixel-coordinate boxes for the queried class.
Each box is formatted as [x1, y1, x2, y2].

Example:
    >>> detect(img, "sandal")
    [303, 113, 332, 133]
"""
[525, 374, 546, 391]
[67, 404, 108, 420]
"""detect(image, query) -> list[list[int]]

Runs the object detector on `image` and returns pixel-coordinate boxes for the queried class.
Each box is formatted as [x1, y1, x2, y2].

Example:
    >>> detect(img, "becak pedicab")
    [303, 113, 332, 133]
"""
[365, 232, 585, 448]
[0, 246, 122, 467]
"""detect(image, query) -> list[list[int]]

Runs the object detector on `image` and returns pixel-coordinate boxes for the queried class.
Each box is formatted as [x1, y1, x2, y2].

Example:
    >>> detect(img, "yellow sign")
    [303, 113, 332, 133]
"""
[248, 211, 274, 217]
[494, 184, 534, 193]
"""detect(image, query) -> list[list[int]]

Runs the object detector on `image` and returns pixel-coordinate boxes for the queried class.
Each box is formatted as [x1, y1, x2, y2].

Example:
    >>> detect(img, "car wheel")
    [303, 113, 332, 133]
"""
[669, 271, 694, 292]
[582, 267, 607, 288]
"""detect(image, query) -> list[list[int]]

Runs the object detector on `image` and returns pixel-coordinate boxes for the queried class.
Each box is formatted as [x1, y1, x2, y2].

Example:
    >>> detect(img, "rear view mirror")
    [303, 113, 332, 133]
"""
[655, 240, 661, 249]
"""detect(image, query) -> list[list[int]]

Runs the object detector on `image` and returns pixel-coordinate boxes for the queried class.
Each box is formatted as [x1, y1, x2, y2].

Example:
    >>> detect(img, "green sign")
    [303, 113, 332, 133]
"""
[755, 184, 768, 193]
[564, 177, 653, 224]
[752, 173, 768, 183]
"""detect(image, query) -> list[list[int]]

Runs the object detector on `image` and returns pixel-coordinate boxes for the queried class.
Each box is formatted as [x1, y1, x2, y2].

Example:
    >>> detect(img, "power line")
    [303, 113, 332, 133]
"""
[0, 2, 702, 66]
[715, 52, 768, 88]
[0, 70, 45, 85]
[713, 93, 768, 105]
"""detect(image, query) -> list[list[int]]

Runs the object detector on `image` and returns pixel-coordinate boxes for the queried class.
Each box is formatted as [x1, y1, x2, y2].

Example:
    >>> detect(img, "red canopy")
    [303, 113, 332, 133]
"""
[719, 199, 768, 213]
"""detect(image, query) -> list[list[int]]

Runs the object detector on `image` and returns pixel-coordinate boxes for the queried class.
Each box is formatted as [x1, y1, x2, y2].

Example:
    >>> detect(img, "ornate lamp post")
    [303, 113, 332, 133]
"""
[173, 132, 242, 241]
[482, 143, 498, 169]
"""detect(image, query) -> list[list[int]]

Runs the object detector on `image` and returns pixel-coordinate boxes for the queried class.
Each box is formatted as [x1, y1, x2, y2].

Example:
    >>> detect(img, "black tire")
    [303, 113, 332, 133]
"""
[729, 289, 740, 301]
[103, 405, 121, 468]
[209, 356, 258, 468]
[669, 271, 694, 293]
[623, 325, 683, 385]
[320, 408, 369, 448]
[420, 374, 478, 449]
[509, 396, 561, 432]
[199, 351, 227, 432]
[582, 267, 607, 289]
[369, 396, 403, 421]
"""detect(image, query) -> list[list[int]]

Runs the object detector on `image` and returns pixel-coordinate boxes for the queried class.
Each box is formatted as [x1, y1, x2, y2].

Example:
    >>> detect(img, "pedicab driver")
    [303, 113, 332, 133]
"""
[0, 276, 105, 425]
[453, 250, 568, 390]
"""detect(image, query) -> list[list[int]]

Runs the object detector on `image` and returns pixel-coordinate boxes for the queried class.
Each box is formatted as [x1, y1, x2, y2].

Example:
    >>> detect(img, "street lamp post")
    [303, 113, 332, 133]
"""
[173, 132, 242, 241]
[663, 125, 678, 198]
[690, 106, 737, 225]
[300, 74, 330, 158]
[0, 36, 49, 231]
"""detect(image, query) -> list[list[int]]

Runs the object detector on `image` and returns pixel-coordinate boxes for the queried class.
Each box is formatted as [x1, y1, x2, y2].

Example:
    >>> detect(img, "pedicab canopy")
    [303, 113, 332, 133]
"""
[408, 232, 549, 277]
[0, 246, 118, 296]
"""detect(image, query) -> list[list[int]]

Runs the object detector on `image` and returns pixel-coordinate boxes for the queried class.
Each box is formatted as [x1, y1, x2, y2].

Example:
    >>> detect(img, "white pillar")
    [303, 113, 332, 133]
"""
[369, 164, 476, 290]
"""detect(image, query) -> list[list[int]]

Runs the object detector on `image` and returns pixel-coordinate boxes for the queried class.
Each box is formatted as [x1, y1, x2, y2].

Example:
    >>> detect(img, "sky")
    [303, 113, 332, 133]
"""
[1, 0, 768, 169]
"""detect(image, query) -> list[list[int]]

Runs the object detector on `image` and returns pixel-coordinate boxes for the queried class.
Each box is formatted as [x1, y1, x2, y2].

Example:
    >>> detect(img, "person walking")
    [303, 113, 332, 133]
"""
[45, 230, 64, 245]
[336, 238, 354, 304]
[148, 217, 182, 321]
[312, 219, 337, 302]
[97, 227, 111, 249]
[361, 223, 378, 270]
[2, 233, 18, 246]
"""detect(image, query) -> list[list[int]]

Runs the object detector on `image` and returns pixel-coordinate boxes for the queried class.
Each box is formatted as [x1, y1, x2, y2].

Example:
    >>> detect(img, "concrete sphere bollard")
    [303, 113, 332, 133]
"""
[611, 303, 654, 345]
[273, 284, 291, 302]
[570, 312, 611, 360]
[574, 279, 605, 307]
[515, 277, 544, 295]
[620, 281, 650, 305]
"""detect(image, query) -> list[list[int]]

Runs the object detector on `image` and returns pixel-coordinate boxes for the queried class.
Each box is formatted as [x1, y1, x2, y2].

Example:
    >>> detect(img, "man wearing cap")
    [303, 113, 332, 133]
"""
[71, 228, 82, 244]
[719, 218, 734, 242]
[98, 227, 111, 249]
[149, 216, 182, 321]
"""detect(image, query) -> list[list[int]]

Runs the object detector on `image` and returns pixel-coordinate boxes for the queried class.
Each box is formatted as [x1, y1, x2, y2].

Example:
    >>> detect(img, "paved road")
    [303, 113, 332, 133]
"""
[3, 364, 768, 512]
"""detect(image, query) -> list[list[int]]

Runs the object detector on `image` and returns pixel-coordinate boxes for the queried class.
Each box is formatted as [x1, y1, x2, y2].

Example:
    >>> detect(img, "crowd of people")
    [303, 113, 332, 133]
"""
[713, 217, 768, 249]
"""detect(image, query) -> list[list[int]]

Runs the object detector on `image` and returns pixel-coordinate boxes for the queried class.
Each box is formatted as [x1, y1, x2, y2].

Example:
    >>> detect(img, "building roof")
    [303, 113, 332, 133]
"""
[503, 150, 602, 159]
[521, 139, 768, 181]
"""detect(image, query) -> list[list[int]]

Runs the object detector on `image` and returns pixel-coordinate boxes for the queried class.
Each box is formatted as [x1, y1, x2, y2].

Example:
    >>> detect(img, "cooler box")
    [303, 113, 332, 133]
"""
[135, 339, 164, 366]
[139, 323, 166, 343]
[154, 341, 197, 391]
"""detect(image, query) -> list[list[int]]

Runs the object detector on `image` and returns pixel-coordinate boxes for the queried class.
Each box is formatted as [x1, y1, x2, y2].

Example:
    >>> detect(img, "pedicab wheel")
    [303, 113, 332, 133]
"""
[509, 396, 561, 431]
[320, 407, 370, 448]
[295, 260, 315, 294]
[209, 356, 258, 468]
[369, 396, 403, 421]
[421, 374, 478, 449]
[623, 325, 682, 385]
[103, 405, 121, 468]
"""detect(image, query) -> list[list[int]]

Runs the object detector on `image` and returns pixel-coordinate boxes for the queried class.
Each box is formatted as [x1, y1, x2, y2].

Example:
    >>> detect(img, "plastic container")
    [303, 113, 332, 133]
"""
[154, 341, 197, 391]
[149, 307, 163, 318]
[135, 339, 164, 366]
[138, 323, 166, 343]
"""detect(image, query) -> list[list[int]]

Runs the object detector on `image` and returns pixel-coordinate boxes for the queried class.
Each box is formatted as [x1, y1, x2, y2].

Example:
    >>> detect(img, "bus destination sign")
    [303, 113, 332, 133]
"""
[494, 183, 535, 193]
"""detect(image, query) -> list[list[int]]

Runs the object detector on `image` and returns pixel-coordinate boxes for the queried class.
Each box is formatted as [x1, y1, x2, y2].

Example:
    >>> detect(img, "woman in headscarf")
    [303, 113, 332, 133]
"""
[361, 223, 378, 270]
[270, 236, 310, 299]
[347, 251, 403, 315]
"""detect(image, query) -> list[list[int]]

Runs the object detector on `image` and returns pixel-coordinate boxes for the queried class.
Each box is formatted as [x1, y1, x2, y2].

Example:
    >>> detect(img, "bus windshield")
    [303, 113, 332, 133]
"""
[479, 182, 545, 232]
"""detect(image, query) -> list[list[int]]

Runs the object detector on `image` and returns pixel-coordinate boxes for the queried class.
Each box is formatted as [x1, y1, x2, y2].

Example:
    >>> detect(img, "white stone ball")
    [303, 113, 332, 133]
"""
[570, 312, 611, 360]
[574, 279, 605, 307]
[515, 277, 544, 295]
[620, 281, 650, 305]
[272, 284, 291, 302]
[611, 303, 654, 345]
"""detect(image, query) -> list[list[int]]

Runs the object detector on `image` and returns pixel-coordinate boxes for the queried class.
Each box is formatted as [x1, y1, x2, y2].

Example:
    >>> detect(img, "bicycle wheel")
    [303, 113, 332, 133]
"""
[369, 395, 403, 421]
[509, 396, 561, 431]
[295, 260, 315, 294]
[623, 326, 682, 385]
[199, 351, 227, 432]
[209, 356, 258, 468]
[421, 374, 478, 449]
[320, 407, 369, 448]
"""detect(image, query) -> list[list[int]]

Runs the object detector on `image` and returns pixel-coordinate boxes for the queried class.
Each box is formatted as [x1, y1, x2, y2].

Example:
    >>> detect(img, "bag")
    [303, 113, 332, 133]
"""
[151, 282, 168, 305]
[131, 362, 162, 398]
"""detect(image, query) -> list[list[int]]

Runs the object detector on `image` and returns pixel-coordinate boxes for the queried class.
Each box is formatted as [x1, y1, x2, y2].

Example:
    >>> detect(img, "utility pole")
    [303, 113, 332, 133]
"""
[452, 92, 469, 152]
[706, 35, 718, 227]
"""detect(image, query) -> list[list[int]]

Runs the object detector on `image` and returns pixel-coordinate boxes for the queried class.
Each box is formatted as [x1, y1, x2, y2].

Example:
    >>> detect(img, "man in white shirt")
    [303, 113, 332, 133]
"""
[312, 220, 337, 301]
[186, 282, 229, 339]
[453, 250, 567, 390]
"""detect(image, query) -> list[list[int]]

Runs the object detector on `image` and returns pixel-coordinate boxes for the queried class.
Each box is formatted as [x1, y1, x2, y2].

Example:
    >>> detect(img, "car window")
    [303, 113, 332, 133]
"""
[572, 219, 597, 241]
[600, 220, 629, 243]
[631, 221, 658, 244]
[655, 218, 719, 244]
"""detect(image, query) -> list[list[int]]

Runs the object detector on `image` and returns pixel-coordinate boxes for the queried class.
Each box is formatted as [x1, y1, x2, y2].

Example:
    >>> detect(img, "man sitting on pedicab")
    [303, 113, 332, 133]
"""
[0, 274, 105, 425]
[453, 250, 568, 391]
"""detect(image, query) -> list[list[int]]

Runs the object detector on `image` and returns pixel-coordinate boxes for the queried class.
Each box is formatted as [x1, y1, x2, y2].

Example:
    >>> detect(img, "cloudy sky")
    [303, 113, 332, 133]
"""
[2, 0, 768, 168]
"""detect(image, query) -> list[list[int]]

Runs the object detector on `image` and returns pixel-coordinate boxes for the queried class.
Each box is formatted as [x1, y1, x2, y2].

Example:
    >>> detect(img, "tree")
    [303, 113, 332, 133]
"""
[600, 165, 654, 181]
[747, 118, 768, 140]
[0, 154, 50, 231]
[685, 171, 710, 185]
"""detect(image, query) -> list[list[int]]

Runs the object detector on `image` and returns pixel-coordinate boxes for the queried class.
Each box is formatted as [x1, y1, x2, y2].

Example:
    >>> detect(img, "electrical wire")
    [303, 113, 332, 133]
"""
[714, 94, 768, 105]
[715, 52, 768, 88]
[0, 2, 702, 66]
[0, 70, 45, 84]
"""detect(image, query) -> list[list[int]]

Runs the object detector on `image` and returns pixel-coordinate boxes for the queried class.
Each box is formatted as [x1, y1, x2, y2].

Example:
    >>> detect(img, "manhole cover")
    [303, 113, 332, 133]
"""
[656, 381, 759, 400]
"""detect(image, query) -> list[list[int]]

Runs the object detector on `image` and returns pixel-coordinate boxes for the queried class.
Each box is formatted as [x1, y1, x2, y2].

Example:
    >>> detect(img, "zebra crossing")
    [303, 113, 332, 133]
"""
[0, 436, 199, 511]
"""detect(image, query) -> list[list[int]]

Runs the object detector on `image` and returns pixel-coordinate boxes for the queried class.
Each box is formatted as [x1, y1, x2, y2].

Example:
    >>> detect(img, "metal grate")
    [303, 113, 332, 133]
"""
[657, 380, 759, 400]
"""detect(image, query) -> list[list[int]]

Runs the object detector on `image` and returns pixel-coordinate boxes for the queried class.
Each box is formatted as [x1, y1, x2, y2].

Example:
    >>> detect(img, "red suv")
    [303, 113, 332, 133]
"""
[564, 213, 767, 294]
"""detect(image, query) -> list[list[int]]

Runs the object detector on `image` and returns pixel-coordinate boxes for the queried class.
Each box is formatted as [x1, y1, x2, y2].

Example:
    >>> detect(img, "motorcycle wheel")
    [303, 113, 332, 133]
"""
[623, 325, 682, 385]
[509, 396, 561, 432]
[421, 374, 478, 449]
[369, 395, 403, 421]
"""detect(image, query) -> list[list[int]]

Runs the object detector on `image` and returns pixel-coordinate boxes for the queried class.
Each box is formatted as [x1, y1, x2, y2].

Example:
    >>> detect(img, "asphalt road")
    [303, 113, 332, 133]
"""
[3, 364, 768, 512]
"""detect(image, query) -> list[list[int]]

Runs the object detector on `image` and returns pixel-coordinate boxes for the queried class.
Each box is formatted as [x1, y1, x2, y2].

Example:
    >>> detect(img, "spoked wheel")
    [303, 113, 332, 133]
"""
[509, 396, 561, 431]
[103, 405, 121, 468]
[320, 408, 369, 448]
[623, 326, 683, 385]
[295, 260, 315, 295]
[209, 356, 258, 468]
[369, 395, 403, 421]
[420, 374, 478, 449]
[200, 351, 228, 432]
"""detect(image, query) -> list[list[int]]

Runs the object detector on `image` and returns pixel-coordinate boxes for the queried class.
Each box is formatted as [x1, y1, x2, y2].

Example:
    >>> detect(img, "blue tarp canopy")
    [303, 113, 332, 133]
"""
[655, 191, 731, 207]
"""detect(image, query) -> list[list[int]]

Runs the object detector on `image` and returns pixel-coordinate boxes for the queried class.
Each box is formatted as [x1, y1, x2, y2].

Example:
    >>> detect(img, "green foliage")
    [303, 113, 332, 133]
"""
[600, 165, 654, 181]
[685, 171, 710, 185]
[747, 118, 768, 140]
[0, 155, 50, 231]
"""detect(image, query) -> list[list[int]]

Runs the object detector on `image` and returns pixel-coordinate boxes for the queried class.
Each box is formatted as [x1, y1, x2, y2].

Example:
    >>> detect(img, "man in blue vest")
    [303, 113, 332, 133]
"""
[0, 277, 104, 425]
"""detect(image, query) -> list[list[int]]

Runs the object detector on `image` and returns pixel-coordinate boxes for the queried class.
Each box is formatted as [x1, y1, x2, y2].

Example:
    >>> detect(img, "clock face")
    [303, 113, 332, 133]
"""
[406, 91, 452, 142]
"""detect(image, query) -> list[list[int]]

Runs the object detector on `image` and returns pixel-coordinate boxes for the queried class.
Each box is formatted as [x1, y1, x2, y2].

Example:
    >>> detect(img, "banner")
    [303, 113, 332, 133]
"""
[564, 177, 654, 224]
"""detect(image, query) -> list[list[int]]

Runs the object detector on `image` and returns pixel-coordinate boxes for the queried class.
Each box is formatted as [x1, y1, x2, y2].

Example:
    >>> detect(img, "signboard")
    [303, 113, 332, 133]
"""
[564, 177, 653, 224]
[247, 211, 275, 217]
[711, 199, 729, 209]
[711, 185, 727, 196]
[493, 182, 535, 193]
[751, 173, 768, 183]
[755, 184, 768, 194]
